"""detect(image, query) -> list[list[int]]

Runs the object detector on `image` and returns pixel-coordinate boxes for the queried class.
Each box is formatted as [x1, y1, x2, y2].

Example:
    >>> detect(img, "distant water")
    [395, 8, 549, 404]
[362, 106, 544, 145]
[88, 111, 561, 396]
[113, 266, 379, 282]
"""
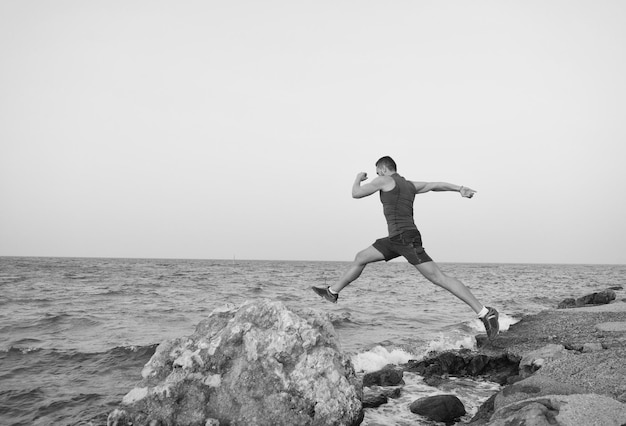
[1, 257, 624, 425]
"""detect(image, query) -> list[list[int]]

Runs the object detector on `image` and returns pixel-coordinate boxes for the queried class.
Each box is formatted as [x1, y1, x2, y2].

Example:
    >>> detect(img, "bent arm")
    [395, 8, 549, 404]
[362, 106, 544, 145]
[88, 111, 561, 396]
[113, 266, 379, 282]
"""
[411, 181, 476, 198]
[352, 173, 391, 199]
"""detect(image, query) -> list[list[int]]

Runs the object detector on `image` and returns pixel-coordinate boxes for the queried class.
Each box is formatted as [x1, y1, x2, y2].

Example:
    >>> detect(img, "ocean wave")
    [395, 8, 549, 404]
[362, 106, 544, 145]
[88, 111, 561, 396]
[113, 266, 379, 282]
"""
[0, 339, 159, 366]
[2, 297, 53, 304]
[7, 338, 44, 351]
[63, 273, 96, 281]
[4, 346, 44, 355]
[351, 346, 417, 373]
[95, 289, 126, 296]
[33, 312, 103, 329]
[350, 324, 509, 375]
[38, 312, 72, 322]
[0, 275, 27, 284]
[423, 333, 477, 354]
[104, 344, 158, 361]
[0, 386, 45, 405]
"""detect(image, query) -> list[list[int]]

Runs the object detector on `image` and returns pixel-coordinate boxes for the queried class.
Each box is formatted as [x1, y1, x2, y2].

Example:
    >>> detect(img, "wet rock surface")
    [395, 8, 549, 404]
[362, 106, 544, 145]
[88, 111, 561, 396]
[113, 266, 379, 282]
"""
[409, 394, 466, 423]
[362, 365, 404, 387]
[404, 349, 520, 385]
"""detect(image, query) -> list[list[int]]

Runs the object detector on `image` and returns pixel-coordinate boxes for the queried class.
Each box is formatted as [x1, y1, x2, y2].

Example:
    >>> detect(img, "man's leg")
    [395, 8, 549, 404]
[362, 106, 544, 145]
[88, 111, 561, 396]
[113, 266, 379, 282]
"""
[414, 261, 483, 314]
[330, 245, 385, 293]
[415, 261, 500, 338]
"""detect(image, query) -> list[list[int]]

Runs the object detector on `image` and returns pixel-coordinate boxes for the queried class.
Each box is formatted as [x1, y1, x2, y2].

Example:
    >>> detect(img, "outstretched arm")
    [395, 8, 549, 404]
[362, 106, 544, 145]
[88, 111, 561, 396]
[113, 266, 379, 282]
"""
[411, 181, 476, 198]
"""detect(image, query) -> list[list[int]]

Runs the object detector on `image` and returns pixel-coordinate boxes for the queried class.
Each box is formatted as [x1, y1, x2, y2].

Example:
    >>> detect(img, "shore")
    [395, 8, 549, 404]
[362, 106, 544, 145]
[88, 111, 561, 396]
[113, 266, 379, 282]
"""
[397, 299, 626, 425]
[470, 300, 626, 424]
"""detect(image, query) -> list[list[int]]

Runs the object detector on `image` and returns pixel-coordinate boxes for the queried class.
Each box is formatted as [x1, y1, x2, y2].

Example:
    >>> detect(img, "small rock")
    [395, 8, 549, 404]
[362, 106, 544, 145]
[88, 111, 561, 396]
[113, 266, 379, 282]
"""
[423, 375, 444, 387]
[564, 343, 584, 352]
[363, 365, 404, 387]
[410, 394, 466, 423]
[519, 344, 565, 377]
[581, 342, 604, 353]
[361, 386, 402, 408]
[362, 390, 388, 408]
[382, 387, 401, 399]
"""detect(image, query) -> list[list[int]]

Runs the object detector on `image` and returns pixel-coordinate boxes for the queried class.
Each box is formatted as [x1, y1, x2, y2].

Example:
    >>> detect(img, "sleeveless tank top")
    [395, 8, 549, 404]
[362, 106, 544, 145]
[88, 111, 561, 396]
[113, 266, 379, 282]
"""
[379, 173, 418, 237]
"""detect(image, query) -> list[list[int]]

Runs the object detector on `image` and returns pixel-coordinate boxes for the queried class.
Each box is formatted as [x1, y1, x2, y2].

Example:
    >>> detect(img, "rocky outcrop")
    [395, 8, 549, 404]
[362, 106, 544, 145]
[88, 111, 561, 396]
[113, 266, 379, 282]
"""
[356, 350, 519, 423]
[467, 302, 626, 425]
[107, 300, 363, 426]
[361, 387, 400, 409]
[399, 303, 626, 425]
[404, 349, 520, 385]
[488, 394, 626, 426]
[493, 375, 585, 410]
[557, 289, 616, 309]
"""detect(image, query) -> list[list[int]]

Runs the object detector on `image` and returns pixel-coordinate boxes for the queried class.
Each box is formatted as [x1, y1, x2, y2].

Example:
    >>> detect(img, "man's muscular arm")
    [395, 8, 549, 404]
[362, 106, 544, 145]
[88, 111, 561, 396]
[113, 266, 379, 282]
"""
[352, 173, 393, 199]
[411, 181, 477, 198]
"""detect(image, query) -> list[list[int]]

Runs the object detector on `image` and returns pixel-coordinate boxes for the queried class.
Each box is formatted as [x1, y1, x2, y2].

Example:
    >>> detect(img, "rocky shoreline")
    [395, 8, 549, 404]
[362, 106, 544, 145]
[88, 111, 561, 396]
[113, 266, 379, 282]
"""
[364, 291, 626, 425]
[106, 294, 626, 425]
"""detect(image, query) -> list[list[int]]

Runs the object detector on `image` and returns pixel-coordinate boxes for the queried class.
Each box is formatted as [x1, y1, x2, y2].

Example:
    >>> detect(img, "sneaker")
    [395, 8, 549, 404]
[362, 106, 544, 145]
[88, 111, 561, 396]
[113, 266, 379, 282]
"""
[480, 307, 499, 339]
[311, 286, 338, 303]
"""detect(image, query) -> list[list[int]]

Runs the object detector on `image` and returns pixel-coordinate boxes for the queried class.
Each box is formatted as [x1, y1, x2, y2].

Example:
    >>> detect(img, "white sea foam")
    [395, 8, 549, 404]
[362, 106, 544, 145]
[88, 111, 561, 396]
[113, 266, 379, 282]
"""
[351, 346, 417, 373]
[467, 311, 519, 333]
[351, 312, 519, 373]
[422, 333, 476, 354]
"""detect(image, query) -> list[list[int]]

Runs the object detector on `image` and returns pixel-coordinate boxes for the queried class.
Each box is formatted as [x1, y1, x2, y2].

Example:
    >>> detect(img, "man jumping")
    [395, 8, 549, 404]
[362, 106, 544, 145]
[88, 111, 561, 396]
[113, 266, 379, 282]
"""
[312, 156, 499, 339]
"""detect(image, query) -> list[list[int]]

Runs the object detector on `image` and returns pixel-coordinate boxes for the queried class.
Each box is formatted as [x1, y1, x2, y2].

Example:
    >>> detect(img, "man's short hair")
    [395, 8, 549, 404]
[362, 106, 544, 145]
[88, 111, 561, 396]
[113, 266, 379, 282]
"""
[376, 156, 397, 172]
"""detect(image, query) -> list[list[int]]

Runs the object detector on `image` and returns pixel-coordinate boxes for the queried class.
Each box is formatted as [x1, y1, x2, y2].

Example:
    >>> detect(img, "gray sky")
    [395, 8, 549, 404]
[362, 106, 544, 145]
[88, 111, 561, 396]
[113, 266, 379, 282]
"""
[1, 1, 625, 264]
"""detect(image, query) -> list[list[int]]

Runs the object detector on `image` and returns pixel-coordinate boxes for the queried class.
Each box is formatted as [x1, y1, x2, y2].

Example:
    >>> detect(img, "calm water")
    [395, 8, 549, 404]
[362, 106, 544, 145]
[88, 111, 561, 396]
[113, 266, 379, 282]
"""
[1, 257, 624, 425]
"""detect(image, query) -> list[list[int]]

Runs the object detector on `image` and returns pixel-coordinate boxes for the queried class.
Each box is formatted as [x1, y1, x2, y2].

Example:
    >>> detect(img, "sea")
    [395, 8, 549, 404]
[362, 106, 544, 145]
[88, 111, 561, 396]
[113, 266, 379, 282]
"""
[1, 257, 624, 426]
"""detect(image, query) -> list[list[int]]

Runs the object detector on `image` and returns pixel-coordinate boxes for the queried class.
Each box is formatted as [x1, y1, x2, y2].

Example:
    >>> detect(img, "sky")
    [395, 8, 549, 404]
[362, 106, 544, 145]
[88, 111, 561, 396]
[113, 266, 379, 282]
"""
[1, 1, 625, 264]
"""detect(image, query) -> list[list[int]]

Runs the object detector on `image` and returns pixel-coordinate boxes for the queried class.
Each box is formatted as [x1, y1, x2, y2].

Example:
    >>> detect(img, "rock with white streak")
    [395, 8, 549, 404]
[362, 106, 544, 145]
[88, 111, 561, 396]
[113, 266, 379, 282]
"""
[107, 299, 363, 426]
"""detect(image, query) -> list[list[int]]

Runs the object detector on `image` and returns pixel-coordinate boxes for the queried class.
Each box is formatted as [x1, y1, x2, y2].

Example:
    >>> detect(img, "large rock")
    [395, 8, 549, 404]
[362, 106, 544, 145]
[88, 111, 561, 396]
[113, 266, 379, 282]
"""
[410, 394, 466, 423]
[494, 375, 585, 411]
[488, 394, 626, 426]
[107, 299, 363, 426]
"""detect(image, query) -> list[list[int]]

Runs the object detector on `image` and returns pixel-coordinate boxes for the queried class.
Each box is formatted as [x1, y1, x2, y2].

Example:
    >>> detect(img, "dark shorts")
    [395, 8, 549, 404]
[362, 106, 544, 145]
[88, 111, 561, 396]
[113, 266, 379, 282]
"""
[372, 230, 433, 265]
